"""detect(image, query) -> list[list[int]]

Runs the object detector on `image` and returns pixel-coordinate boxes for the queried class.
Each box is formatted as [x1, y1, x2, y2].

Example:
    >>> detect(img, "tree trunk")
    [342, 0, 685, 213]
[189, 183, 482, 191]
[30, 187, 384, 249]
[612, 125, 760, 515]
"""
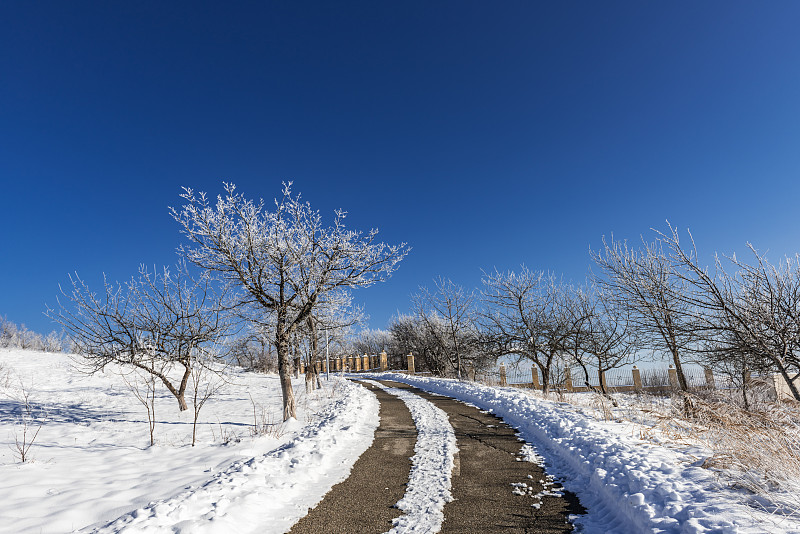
[540, 364, 550, 395]
[741, 367, 750, 410]
[276, 330, 297, 421]
[177, 363, 191, 411]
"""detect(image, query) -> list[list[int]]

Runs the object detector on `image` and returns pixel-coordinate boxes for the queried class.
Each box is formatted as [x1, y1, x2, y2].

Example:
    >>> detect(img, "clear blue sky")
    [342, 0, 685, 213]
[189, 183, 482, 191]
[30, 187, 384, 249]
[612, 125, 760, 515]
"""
[3, 1, 800, 335]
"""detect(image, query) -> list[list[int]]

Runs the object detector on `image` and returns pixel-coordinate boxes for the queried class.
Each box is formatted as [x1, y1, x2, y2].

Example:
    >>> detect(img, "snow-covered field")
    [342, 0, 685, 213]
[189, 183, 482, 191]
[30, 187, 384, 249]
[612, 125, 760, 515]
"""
[0, 349, 378, 534]
[4, 348, 800, 534]
[363, 372, 800, 534]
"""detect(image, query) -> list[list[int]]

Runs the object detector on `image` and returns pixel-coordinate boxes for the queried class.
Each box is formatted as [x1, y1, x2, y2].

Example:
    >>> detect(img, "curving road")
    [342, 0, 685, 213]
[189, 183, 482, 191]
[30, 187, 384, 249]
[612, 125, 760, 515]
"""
[289, 380, 585, 534]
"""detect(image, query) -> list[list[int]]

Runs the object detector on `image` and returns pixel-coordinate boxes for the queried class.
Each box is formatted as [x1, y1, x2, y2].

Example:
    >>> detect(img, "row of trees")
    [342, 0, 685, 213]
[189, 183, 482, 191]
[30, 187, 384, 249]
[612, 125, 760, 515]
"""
[0, 316, 64, 353]
[48, 183, 408, 421]
[353, 223, 800, 407]
[354, 271, 639, 396]
[42, 184, 800, 420]
[594, 224, 800, 404]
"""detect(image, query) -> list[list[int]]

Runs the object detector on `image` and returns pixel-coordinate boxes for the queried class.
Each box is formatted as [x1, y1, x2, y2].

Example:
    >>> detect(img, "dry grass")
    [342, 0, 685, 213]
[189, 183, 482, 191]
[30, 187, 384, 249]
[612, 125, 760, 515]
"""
[602, 387, 800, 518]
[248, 393, 287, 439]
[667, 391, 800, 516]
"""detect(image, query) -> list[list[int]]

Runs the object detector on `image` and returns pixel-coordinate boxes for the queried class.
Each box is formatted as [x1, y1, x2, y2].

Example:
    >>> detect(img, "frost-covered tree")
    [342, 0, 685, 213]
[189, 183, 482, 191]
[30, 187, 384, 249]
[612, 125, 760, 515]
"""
[565, 284, 641, 398]
[350, 328, 393, 357]
[171, 183, 408, 420]
[413, 277, 481, 379]
[660, 225, 800, 400]
[592, 235, 694, 391]
[481, 268, 573, 393]
[48, 265, 227, 411]
[386, 314, 445, 373]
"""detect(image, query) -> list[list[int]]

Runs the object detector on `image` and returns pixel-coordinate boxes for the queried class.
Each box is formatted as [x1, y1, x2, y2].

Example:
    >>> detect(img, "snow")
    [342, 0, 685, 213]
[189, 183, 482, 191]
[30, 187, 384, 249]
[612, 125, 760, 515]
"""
[361, 372, 800, 534]
[4, 347, 799, 534]
[362, 380, 457, 534]
[0, 349, 378, 534]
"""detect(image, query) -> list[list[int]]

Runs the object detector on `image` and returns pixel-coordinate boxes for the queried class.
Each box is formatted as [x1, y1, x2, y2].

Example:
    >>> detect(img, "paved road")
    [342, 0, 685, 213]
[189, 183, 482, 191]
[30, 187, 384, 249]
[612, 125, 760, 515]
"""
[290, 380, 584, 533]
[289, 382, 416, 533]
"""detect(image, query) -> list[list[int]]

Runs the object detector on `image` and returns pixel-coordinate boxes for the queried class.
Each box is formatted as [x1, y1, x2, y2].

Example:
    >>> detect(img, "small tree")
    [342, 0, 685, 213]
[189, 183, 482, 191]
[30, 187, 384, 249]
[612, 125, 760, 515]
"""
[481, 268, 572, 393]
[413, 277, 480, 379]
[566, 284, 640, 400]
[122, 364, 159, 447]
[10, 381, 45, 462]
[189, 352, 227, 446]
[592, 234, 694, 391]
[172, 183, 408, 420]
[387, 314, 445, 373]
[659, 224, 800, 401]
[48, 264, 227, 411]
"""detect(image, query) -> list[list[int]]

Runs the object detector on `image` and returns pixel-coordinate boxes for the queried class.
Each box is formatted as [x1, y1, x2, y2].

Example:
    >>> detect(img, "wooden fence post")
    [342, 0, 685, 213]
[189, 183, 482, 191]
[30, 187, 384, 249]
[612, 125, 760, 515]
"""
[407, 352, 415, 375]
[499, 363, 507, 386]
[632, 365, 642, 392]
[599, 370, 608, 392]
[564, 367, 573, 392]
[380, 351, 388, 371]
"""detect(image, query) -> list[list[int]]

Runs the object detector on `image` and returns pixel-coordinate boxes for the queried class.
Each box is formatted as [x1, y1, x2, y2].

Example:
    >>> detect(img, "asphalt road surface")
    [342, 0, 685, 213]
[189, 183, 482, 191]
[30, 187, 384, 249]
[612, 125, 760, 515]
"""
[289, 380, 585, 534]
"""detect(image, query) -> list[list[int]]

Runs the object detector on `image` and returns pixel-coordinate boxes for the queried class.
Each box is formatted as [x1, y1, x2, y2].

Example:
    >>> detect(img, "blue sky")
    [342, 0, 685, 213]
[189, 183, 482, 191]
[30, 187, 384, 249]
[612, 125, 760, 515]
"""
[2, 1, 800, 335]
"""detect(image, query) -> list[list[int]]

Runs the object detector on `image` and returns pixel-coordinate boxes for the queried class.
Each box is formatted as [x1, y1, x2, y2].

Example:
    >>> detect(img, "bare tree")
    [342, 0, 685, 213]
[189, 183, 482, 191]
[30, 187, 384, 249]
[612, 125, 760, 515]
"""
[566, 284, 640, 400]
[659, 225, 800, 400]
[171, 183, 408, 420]
[413, 277, 480, 379]
[481, 268, 572, 393]
[10, 380, 45, 462]
[122, 365, 159, 447]
[228, 330, 277, 373]
[189, 352, 227, 446]
[386, 314, 444, 373]
[350, 328, 393, 357]
[591, 235, 694, 391]
[48, 264, 228, 411]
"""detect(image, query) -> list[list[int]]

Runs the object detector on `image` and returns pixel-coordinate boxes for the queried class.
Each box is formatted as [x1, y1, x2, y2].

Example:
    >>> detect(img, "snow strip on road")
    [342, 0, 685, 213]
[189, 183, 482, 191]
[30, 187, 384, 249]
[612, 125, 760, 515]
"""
[361, 373, 775, 534]
[363, 380, 458, 534]
[86, 379, 379, 534]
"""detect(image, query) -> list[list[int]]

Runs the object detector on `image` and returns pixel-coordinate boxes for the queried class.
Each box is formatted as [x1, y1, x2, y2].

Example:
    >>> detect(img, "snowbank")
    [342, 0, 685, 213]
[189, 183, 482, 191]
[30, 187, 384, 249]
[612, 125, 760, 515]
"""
[90, 379, 378, 534]
[0, 349, 378, 534]
[362, 372, 784, 534]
